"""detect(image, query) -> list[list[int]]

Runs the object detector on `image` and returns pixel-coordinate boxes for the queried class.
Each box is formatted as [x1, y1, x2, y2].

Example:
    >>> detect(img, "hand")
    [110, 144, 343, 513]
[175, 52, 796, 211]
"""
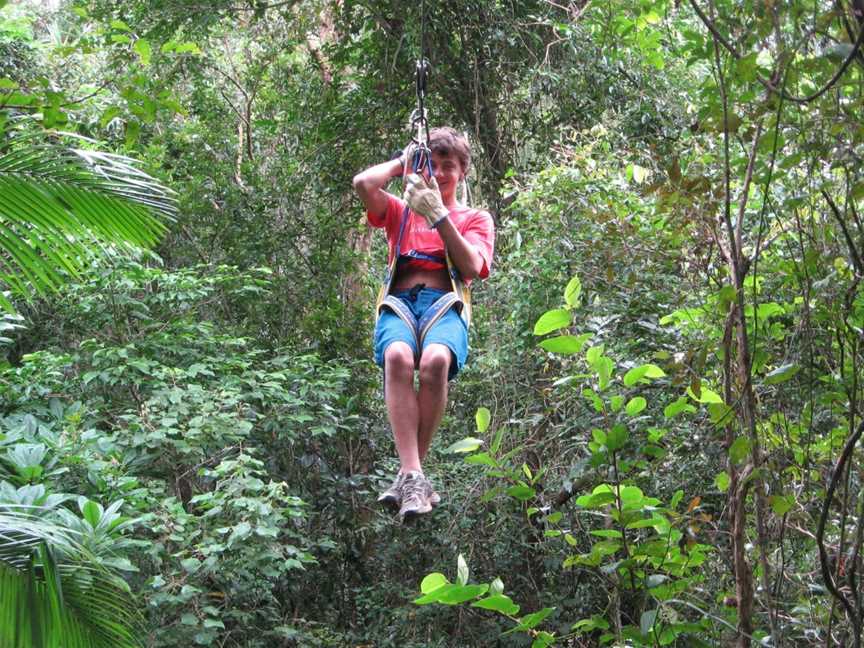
[404, 173, 450, 228]
[393, 142, 418, 177]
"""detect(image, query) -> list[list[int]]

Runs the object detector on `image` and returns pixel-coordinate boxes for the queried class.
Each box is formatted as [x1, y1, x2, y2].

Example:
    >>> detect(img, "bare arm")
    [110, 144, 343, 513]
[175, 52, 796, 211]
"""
[435, 217, 486, 280]
[352, 158, 403, 219]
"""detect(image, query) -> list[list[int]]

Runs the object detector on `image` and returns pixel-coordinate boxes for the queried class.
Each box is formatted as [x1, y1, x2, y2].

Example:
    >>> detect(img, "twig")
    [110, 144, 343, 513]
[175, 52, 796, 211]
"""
[817, 419, 864, 647]
[822, 189, 864, 274]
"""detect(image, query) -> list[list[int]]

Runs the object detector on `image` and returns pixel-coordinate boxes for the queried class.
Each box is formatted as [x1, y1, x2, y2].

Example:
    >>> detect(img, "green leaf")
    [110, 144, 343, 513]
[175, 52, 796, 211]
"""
[180, 557, 201, 574]
[640, 609, 658, 636]
[471, 594, 520, 616]
[446, 437, 483, 453]
[81, 500, 101, 528]
[620, 485, 645, 506]
[475, 407, 491, 433]
[0, 91, 34, 107]
[585, 344, 603, 364]
[764, 364, 799, 385]
[664, 396, 696, 418]
[414, 583, 488, 605]
[577, 485, 617, 508]
[539, 333, 592, 354]
[572, 615, 610, 633]
[125, 119, 140, 145]
[420, 573, 448, 594]
[623, 364, 666, 386]
[606, 424, 629, 451]
[564, 275, 582, 307]
[735, 52, 758, 82]
[583, 389, 604, 412]
[625, 397, 647, 416]
[174, 42, 202, 55]
[769, 495, 794, 516]
[708, 402, 735, 426]
[133, 39, 152, 65]
[592, 428, 607, 445]
[715, 471, 730, 492]
[534, 308, 571, 335]
[506, 485, 536, 501]
[465, 452, 498, 467]
[531, 632, 555, 648]
[0, 512, 147, 648]
[100, 106, 122, 128]
[687, 385, 724, 404]
[512, 607, 555, 632]
[110, 19, 132, 31]
[589, 529, 623, 538]
[729, 437, 751, 464]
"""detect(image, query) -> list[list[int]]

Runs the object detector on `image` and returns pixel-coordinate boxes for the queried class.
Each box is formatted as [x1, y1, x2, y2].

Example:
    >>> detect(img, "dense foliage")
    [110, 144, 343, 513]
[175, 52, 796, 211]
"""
[2, 0, 864, 646]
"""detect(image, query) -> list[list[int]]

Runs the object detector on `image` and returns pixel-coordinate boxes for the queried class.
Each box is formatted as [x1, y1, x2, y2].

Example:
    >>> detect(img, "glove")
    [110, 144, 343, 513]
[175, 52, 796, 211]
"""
[404, 173, 450, 228]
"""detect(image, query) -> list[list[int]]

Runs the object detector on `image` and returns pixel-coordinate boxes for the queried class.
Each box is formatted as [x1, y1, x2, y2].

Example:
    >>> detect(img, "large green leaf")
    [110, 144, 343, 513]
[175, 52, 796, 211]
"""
[0, 509, 143, 648]
[0, 141, 174, 310]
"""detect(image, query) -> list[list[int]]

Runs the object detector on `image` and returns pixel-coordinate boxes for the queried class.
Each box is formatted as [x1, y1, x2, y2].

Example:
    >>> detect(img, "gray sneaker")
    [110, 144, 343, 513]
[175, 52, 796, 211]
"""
[377, 472, 405, 509]
[399, 471, 433, 519]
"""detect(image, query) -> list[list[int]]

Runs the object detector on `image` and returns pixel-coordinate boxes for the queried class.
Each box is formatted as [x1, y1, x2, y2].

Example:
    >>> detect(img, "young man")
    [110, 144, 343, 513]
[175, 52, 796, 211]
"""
[352, 127, 495, 519]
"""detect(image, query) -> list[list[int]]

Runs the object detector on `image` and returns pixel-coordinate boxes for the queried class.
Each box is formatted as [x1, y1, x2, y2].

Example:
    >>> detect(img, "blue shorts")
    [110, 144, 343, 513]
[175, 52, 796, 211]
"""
[374, 287, 469, 381]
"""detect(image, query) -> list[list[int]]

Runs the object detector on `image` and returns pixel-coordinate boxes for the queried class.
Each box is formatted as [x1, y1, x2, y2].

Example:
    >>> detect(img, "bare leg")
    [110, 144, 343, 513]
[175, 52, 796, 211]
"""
[417, 344, 451, 461]
[383, 342, 422, 473]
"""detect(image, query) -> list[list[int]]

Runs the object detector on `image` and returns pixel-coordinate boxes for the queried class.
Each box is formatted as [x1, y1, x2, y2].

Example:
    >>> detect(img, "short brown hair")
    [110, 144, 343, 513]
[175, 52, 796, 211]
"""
[429, 127, 470, 175]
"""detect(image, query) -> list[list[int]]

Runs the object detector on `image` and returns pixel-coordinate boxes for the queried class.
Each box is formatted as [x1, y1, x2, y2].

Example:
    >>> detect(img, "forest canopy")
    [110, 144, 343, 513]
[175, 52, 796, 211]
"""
[1, 0, 864, 646]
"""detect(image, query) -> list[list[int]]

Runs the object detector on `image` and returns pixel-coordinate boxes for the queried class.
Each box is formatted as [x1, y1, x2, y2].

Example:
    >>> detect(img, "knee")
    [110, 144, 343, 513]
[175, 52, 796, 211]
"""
[384, 343, 415, 380]
[419, 346, 450, 384]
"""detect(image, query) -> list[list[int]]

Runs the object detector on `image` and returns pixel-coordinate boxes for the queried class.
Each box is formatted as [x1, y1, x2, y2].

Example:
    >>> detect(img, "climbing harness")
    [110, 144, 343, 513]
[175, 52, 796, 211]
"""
[374, 3, 474, 356]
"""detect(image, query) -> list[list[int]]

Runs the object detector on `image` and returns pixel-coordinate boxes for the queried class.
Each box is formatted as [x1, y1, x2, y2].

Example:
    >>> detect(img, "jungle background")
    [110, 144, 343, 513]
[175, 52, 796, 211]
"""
[1, 0, 864, 646]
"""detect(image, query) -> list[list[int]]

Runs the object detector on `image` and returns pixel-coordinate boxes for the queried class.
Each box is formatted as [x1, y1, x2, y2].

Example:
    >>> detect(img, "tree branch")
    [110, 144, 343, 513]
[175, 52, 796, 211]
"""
[689, 0, 864, 104]
[822, 189, 864, 274]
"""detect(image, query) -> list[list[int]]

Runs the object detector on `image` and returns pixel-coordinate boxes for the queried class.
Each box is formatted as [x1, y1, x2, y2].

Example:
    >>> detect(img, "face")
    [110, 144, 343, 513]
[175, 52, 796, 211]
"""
[429, 151, 464, 201]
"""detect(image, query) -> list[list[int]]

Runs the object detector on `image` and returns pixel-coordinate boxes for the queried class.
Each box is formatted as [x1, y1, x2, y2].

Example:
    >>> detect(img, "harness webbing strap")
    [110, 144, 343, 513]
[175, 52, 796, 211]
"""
[399, 249, 447, 266]
[376, 202, 472, 330]
[418, 291, 459, 347]
[380, 291, 460, 360]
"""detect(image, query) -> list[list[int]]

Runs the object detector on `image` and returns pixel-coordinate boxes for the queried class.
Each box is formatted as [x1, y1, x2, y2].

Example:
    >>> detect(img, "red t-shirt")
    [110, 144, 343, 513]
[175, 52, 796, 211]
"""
[368, 193, 495, 284]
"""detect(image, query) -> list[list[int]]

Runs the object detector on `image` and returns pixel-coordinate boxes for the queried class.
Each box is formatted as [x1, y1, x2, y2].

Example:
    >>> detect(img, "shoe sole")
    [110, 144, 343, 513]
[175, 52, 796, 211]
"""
[377, 494, 400, 510]
[400, 503, 433, 520]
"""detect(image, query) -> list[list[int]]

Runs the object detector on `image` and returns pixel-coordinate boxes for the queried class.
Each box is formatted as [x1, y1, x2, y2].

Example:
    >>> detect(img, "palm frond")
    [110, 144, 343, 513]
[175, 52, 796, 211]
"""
[0, 509, 144, 648]
[0, 140, 175, 307]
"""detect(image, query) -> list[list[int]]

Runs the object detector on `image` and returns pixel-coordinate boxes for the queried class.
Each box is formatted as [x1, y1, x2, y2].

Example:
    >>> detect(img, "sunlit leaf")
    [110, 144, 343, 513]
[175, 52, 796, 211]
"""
[533, 309, 571, 335]
[475, 407, 491, 433]
[445, 437, 483, 453]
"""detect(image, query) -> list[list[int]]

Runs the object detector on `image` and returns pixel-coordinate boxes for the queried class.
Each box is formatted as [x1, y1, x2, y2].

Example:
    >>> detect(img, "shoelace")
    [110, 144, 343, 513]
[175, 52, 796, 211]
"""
[402, 475, 428, 501]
